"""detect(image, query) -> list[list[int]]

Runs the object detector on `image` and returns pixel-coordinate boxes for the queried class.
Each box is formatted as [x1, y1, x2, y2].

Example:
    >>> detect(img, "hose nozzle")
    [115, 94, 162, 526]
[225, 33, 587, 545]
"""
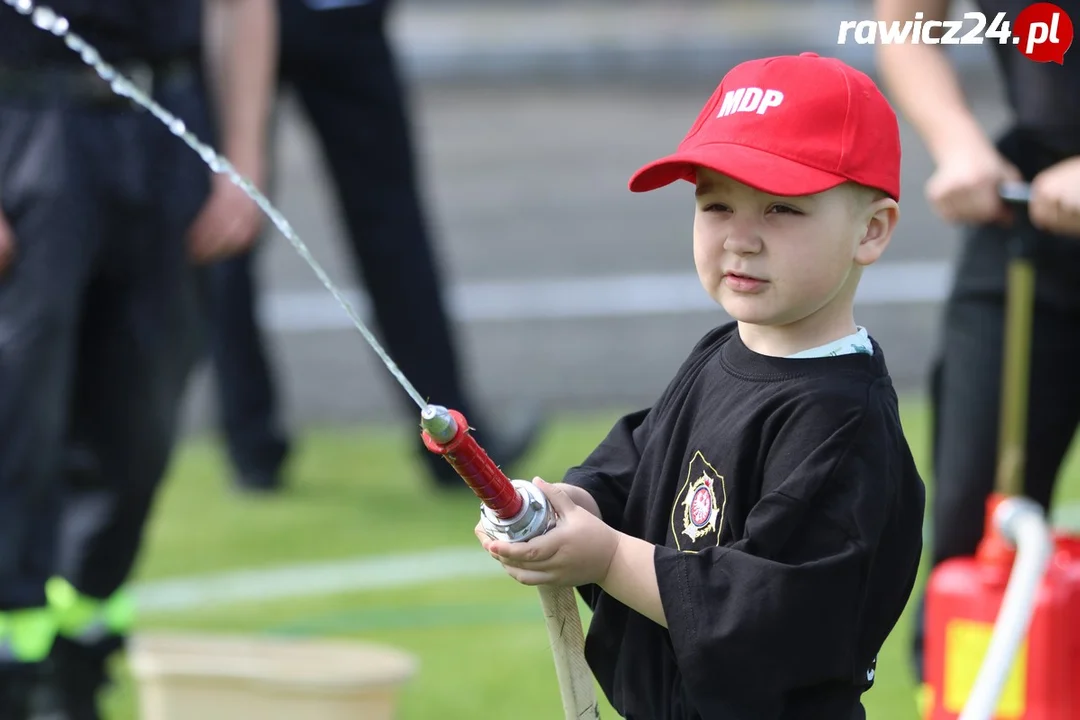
[420, 404, 457, 444]
[420, 404, 524, 519]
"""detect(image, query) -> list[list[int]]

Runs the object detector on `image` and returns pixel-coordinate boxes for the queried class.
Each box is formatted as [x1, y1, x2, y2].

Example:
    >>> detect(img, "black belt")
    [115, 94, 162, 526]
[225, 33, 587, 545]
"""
[0, 57, 196, 106]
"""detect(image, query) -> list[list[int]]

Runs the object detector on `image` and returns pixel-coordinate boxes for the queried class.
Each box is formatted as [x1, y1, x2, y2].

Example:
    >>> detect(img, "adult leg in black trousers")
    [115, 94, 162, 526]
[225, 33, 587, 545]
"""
[48, 76, 214, 719]
[200, 89, 290, 493]
[202, 228, 291, 491]
[910, 219, 1080, 684]
[0, 92, 101, 718]
[284, 5, 466, 412]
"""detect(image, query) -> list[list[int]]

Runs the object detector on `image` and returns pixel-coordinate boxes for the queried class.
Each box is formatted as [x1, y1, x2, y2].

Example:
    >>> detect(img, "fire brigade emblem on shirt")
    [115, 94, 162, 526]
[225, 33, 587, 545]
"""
[684, 477, 719, 535]
[671, 451, 727, 550]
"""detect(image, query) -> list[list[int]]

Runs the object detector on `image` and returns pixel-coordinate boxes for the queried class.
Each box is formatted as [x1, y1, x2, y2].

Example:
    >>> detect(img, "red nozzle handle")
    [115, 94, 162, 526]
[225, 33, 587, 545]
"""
[421, 409, 523, 519]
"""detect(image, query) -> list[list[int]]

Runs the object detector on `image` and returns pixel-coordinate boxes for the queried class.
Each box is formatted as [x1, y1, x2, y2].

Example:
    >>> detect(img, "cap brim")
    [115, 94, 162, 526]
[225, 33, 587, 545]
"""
[628, 143, 851, 196]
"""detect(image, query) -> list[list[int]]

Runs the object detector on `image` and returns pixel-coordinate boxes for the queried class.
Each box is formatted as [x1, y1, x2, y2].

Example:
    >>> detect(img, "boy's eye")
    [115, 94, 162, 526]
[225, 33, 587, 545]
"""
[701, 202, 802, 215]
[769, 204, 801, 215]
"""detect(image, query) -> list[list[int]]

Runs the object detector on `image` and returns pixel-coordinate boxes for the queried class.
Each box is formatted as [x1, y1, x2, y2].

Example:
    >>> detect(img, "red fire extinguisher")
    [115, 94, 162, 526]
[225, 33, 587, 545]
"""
[921, 184, 1080, 719]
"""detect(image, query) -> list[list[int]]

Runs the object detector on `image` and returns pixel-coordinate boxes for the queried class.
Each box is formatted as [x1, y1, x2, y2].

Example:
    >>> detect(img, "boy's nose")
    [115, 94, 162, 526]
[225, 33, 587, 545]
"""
[722, 227, 763, 255]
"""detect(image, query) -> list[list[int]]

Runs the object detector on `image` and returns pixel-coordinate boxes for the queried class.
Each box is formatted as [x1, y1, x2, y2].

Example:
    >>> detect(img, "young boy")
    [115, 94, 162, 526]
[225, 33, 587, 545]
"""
[476, 52, 926, 719]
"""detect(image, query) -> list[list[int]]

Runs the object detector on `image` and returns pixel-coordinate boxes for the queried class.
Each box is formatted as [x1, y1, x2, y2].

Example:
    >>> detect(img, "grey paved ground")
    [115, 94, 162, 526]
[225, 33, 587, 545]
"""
[177, 0, 1019, 439]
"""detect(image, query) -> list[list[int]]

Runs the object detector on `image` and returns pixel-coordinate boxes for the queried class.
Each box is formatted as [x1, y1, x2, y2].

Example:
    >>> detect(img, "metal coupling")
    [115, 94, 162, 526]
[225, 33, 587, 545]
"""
[480, 479, 554, 543]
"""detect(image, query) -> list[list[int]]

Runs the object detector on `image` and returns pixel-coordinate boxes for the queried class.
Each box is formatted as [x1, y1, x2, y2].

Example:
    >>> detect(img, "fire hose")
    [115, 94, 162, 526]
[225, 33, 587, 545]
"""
[5, 2, 601, 717]
[958, 495, 1052, 720]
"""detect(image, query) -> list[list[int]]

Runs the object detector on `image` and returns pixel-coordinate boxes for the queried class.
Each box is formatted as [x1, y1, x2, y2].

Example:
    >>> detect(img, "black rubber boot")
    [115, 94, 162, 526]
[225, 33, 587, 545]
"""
[0, 664, 32, 720]
[0, 661, 69, 720]
[47, 638, 119, 720]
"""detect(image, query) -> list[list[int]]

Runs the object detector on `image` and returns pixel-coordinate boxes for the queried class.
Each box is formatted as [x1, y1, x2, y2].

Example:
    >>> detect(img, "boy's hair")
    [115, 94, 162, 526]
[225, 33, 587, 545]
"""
[628, 53, 902, 202]
[845, 180, 890, 200]
[843, 181, 892, 212]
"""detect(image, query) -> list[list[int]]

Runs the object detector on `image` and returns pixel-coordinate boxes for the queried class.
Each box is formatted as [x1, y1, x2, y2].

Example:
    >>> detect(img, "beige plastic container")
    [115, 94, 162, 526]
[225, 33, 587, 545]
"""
[127, 632, 418, 720]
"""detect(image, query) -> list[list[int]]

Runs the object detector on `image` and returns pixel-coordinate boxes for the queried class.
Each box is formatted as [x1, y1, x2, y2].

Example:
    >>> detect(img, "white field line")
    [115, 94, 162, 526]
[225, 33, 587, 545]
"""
[133, 546, 502, 615]
[133, 499, 1080, 616]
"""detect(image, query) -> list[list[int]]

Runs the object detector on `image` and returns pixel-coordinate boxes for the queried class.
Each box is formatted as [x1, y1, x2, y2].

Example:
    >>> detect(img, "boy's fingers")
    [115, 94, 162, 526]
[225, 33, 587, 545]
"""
[475, 530, 498, 554]
[497, 548, 559, 572]
[505, 566, 552, 587]
[533, 477, 576, 516]
[492, 534, 559, 564]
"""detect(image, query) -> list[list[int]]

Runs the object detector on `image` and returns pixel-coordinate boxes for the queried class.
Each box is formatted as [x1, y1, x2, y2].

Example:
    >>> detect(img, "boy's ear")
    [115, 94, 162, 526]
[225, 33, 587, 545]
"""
[854, 198, 900, 267]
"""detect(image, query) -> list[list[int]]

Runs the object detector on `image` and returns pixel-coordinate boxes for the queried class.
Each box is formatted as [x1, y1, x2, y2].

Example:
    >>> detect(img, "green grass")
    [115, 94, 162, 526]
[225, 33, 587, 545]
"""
[98, 397, 1080, 719]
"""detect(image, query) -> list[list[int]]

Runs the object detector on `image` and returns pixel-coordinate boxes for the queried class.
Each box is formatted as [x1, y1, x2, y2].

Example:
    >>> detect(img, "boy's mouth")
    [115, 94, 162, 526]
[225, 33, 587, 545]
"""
[722, 271, 767, 292]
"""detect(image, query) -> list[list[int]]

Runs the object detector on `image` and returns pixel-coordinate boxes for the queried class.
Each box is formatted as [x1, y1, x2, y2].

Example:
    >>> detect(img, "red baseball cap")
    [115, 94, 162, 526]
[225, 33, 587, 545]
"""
[628, 52, 901, 200]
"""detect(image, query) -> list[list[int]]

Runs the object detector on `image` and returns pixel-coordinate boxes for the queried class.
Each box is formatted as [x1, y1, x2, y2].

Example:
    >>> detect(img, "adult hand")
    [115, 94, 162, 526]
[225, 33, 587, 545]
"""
[187, 172, 263, 264]
[1029, 157, 1080, 237]
[0, 209, 14, 277]
[925, 138, 1023, 226]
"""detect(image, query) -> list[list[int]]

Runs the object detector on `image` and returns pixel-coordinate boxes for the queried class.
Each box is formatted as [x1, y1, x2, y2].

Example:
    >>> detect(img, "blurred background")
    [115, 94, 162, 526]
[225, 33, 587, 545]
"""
[96, 0, 1080, 718]
[179, 0, 1009, 433]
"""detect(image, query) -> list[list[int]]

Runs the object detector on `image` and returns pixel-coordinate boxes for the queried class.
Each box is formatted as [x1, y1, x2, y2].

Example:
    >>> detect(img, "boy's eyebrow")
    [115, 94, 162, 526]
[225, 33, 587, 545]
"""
[694, 181, 715, 197]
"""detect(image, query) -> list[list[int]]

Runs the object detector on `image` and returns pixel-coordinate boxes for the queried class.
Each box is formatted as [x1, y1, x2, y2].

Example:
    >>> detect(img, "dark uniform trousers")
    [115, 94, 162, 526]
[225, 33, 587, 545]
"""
[913, 127, 1080, 679]
[0, 66, 212, 662]
[201, 0, 474, 482]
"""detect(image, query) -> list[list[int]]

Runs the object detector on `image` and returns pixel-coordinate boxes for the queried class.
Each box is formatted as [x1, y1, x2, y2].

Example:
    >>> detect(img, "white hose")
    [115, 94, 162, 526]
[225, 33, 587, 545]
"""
[958, 496, 1054, 720]
[480, 481, 600, 719]
[537, 585, 601, 719]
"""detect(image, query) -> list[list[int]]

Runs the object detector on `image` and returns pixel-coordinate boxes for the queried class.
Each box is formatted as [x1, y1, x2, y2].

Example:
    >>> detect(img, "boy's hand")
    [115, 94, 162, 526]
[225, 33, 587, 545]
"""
[1029, 157, 1080, 237]
[925, 140, 1022, 226]
[475, 478, 620, 588]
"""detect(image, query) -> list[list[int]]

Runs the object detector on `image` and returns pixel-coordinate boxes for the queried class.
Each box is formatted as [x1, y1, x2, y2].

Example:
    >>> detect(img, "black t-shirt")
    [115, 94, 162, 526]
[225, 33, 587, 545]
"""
[564, 322, 926, 720]
[0, 0, 202, 67]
